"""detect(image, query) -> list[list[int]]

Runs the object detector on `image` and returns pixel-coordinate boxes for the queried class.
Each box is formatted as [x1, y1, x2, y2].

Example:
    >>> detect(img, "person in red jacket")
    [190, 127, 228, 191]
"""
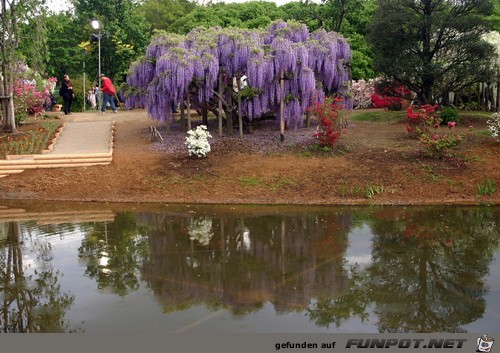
[99, 74, 117, 114]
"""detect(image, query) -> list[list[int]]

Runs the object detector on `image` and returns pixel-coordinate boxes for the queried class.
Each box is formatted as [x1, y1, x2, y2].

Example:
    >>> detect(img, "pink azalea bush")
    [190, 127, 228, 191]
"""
[13, 74, 57, 121]
[405, 105, 464, 158]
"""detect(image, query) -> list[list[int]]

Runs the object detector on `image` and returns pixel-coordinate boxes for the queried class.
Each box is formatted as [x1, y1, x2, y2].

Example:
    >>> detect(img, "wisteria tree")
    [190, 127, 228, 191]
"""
[125, 21, 351, 140]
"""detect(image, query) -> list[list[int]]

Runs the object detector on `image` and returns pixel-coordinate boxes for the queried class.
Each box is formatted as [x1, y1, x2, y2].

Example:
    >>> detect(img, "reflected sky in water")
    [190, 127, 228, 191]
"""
[0, 204, 498, 333]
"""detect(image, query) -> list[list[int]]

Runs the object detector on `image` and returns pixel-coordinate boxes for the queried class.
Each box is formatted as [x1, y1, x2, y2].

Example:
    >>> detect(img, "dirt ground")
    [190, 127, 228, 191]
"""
[0, 109, 499, 205]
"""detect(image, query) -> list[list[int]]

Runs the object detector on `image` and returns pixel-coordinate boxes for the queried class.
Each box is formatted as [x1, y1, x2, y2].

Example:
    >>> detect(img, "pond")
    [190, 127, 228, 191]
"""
[0, 202, 498, 333]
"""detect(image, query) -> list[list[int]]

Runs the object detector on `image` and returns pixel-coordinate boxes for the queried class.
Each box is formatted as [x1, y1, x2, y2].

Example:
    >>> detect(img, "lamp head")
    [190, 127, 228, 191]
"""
[91, 20, 100, 30]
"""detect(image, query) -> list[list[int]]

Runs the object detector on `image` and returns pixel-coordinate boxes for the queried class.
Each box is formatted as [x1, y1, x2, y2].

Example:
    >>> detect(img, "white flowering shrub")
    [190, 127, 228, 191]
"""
[351, 79, 376, 109]
[185, 125, 212, 157]
[488, 112, 500, 141]
[188, 218, 214, 246]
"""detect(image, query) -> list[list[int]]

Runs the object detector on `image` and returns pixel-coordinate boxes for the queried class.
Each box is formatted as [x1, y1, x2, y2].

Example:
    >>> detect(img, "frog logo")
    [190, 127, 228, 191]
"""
[477, 334, 494, 352]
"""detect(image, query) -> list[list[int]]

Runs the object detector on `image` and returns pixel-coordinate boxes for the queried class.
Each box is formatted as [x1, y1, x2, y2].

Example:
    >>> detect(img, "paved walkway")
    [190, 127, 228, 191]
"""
[50, 120, 113, 155]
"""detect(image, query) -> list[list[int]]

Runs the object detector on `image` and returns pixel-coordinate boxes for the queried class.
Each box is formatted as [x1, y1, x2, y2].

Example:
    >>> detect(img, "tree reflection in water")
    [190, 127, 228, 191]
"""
[77, 213, 150, 296]
[1, 205, 497, 333]
[0, 222, 75, 333]
[366, 207, 499, 332]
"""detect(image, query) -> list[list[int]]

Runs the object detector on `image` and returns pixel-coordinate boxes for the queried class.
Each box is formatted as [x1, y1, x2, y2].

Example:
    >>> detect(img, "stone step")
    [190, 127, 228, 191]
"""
[0, 157, 111, 169]
[0, 155, 111, 165]
[0, 161, 111, 171]
[33, 151, 113, 160]
[0, 209, 115, 224]
[0, 169, 25, 175]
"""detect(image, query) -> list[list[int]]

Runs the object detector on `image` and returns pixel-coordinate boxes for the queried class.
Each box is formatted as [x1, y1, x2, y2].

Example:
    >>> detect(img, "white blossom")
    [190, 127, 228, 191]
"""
[185, 125, 212, 157]
[488, 112, 500, 142]
[188, 217, 214, 246]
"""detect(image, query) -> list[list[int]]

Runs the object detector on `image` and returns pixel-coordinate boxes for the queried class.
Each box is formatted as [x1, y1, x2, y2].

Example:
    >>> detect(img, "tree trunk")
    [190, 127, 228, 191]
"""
[202, 103, 208, 126]
[180, 102, 186, 129]
[478, 83, 483, 110]
[497, 73, 500, 112]
[218, 72, 223, 137]
[226, 84, 233, 136]
[2, 96, 16, 133]
[186, 92, 192, 131]
[1, 61, 16, 133]
[422, 77, 434, 105]
[237, 91, 243, 138]
[279, 68, 285, 142]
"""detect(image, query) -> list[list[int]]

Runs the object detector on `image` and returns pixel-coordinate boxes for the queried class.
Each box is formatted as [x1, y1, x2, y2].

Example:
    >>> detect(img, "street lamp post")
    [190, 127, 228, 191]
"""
[91, 20, 101, 89]
[82, 50, 87, 112]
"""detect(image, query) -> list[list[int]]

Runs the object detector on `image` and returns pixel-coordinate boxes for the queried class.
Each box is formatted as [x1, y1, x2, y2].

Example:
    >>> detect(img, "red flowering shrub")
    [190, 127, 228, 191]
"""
[404, 104, 440, 138]
[371, 82, 412, 111]
[405, 105, 464, 158]
[309, 96, 348, 147]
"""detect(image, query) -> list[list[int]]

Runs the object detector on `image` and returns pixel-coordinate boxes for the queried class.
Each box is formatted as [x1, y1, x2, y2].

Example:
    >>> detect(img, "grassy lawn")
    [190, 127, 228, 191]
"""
[350, 109, 406, 122]
[350, 108, 494, 123]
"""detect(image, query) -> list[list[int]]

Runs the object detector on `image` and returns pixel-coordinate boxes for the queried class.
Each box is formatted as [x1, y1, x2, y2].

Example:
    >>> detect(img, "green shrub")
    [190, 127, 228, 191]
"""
[439, 107, 459, 125]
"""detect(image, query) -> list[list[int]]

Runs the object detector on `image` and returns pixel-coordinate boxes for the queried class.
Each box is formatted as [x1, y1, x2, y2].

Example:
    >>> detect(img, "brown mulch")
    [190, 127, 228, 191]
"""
[0, 109, 498, 205]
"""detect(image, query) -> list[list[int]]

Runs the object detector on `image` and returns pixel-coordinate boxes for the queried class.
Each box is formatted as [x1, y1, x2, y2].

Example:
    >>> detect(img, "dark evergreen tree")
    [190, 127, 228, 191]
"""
[368, 0, 496, 104]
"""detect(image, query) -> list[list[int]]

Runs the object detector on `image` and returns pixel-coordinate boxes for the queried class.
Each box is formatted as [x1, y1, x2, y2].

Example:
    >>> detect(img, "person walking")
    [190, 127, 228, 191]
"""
[99, 74, 117, 114]
[59, 74, 74, 115]
[88, 87, 97, 110]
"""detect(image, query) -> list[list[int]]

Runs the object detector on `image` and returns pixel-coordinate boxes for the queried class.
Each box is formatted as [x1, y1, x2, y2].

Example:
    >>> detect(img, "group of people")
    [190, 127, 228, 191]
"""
[57, 73, 118, 115]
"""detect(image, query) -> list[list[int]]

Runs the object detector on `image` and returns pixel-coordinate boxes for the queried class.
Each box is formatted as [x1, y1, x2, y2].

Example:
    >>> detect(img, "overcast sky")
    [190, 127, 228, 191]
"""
[46, 0, 301, 12]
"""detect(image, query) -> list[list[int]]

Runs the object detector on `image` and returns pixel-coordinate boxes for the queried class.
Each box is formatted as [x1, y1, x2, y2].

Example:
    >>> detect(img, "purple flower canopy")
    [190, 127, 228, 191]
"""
[125, 21, 351, 127]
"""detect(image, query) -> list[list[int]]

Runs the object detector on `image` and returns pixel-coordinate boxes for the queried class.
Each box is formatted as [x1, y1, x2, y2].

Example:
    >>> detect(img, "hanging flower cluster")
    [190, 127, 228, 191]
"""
[185, 125, 212, 157]
[125, 21, 351, 128]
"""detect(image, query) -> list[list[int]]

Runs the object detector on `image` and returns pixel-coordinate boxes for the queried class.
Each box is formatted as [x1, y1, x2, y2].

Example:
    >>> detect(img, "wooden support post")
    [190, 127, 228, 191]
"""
[226, 85, 233, 136]
[186, 92, 192, 131]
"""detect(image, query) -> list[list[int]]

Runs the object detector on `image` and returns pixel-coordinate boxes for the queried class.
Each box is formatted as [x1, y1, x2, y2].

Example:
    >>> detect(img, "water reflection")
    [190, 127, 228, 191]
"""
[0, 222, 75, 332]
[366, 207, 498, 333]
[0, 204, 498, 333]
[140, 212, 351, 316]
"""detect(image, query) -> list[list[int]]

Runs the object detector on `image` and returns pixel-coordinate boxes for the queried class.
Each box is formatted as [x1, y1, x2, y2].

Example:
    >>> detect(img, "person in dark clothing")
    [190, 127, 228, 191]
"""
[59, 74, 74, 115]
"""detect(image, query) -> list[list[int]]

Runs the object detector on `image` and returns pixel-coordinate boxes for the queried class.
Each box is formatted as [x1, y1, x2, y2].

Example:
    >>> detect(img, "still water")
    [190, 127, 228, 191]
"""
[0, 203, 498, 333]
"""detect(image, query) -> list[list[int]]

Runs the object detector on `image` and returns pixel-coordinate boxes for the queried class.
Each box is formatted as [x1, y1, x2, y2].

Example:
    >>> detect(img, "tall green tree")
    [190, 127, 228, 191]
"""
[168, 1, 285, 34]
[367, 0, 496, 104]
[1, 0, 43, 133]
[137, 0, 196, 33]
[44, 12, 84, 80]
[72, 0, 150, 84]
[18, 10, 49, 76]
